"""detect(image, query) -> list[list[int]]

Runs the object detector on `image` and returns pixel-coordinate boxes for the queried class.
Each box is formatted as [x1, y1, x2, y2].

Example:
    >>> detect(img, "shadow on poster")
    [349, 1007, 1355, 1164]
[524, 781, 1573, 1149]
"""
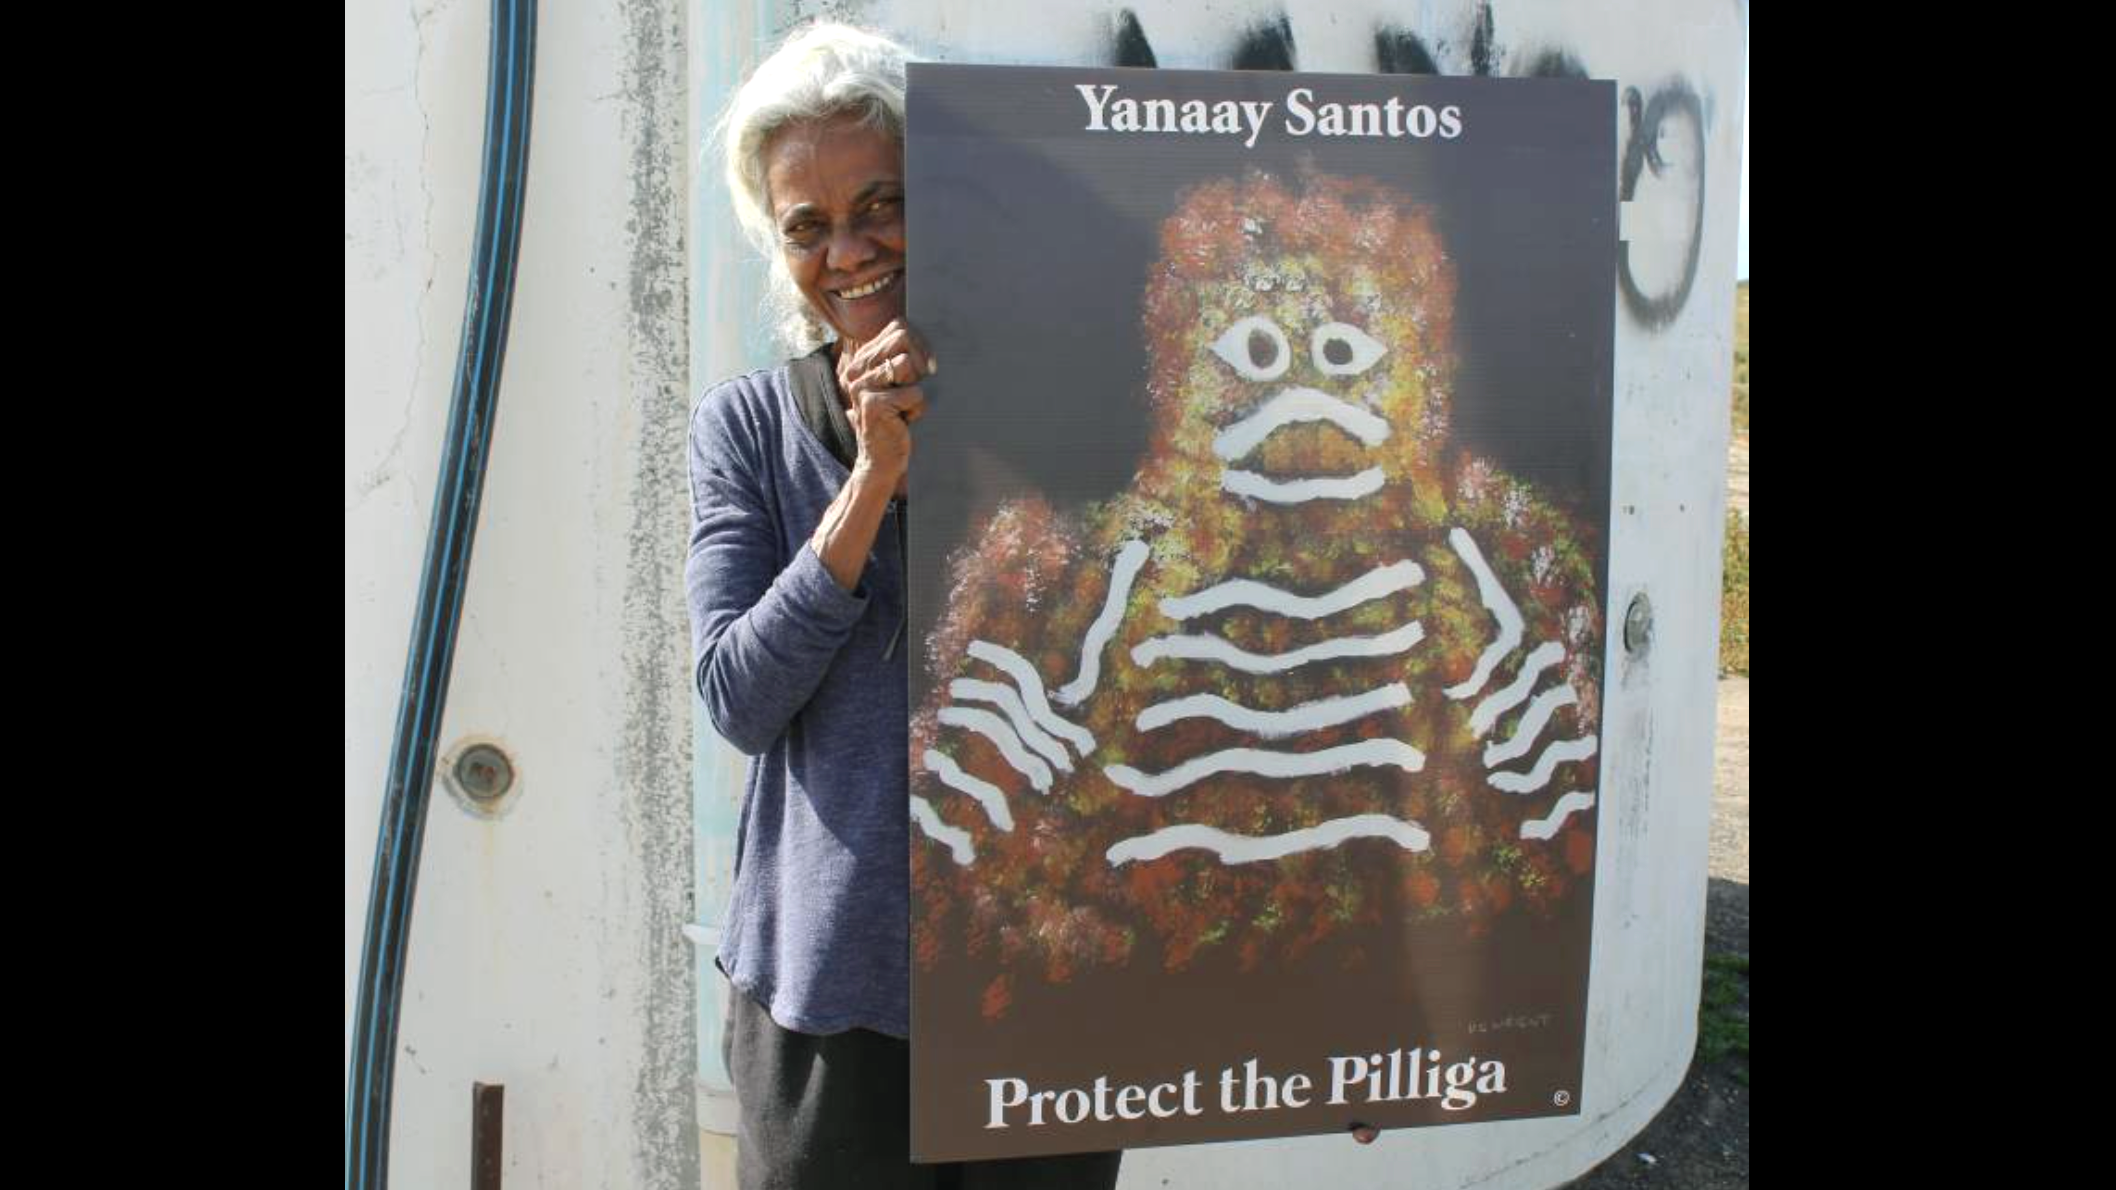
[905, 63, 1615, 1161]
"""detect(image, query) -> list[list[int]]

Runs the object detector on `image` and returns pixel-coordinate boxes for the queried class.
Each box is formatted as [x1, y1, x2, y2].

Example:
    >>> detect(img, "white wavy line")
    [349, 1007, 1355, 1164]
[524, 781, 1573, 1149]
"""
[1105, 738, 1424, 799]
[1212, 389, 1392, 461]
[938, 707, 1053, 792]
[1055, 540, 1150, 707]
[1521, 791, 1596, 841]
[910, 796, 975, 864]
[1107, 813, 1431, 865]
[949, 679, 1073, 771]
[1443, 528, 1524, 700]
[967, 640, 1097, 754]
[1133, 620, 1424, 674]
[1490, 735, 1600, 794]
[1159, 560, 1425, 621]
[1468, 641, 1566, 737]
[921, 749, 1014, 831]
[1483, 684, 1577, 767]
[1136, 683, 1412, 738]
[1222, 467, 1385, 503]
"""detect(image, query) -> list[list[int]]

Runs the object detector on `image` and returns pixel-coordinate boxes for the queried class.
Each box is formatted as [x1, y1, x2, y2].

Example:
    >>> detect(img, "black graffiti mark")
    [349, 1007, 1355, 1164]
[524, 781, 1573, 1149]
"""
[1521, 49, 1586, 79]
[1617, 81, 1706, 331]
[1113, 9, 1156, 68]
[1232, 14, 1295, 71]
[1624, 90, 1667, 171]
[1375, 28, 1439, 75]
[1469, 1, 1496, 76]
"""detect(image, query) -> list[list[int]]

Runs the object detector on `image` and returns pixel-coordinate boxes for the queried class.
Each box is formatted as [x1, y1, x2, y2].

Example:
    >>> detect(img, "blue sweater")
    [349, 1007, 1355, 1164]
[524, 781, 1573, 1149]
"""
[685, 357, 910, 1038]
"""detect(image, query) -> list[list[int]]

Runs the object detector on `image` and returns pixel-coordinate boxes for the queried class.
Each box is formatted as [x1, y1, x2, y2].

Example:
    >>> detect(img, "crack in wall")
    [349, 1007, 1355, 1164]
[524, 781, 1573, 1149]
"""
[397, 0, 443, 517]
[348, 0, 445, 517]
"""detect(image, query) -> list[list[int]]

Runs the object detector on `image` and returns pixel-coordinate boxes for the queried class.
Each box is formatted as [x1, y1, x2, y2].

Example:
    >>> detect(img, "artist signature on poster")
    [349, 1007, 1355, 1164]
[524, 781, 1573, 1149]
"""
[1468, 1012, 1554, 1035]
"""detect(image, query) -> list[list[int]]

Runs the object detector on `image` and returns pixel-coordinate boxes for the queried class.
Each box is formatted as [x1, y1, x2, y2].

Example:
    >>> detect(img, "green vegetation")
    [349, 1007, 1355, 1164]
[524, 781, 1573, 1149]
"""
[1699, 952, 1750, 1085]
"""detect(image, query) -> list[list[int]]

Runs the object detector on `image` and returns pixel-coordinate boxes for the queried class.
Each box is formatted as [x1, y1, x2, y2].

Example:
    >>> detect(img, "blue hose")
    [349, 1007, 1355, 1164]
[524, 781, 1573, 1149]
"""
[346, 2, 535, 1186]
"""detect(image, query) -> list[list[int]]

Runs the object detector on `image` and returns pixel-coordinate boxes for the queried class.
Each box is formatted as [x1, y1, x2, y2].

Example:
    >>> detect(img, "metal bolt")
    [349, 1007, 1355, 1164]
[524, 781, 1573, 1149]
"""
[1624, 592, 1653, 656]
[455, 744, 514, 802]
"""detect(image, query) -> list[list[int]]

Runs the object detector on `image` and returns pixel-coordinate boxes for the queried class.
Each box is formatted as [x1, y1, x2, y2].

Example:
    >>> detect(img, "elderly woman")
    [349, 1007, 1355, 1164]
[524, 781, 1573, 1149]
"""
[687, 23, 1125, 1190]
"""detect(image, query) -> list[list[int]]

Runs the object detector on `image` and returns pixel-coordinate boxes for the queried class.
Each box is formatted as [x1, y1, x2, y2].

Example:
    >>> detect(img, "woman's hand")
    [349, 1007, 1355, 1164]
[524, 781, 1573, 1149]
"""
[807, 319, 933, 591]
[836, 318, 935, 499]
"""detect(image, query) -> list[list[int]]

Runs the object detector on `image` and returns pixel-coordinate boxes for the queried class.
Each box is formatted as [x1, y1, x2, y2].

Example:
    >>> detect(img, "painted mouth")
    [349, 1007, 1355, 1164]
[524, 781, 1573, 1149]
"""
[835, 271, 900, 301]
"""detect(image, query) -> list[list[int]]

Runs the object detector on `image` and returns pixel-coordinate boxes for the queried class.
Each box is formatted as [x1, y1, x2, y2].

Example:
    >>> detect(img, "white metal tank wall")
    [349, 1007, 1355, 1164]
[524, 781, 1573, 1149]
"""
[345, 1, 700, 1187]
[689, 2, 1746, 1188]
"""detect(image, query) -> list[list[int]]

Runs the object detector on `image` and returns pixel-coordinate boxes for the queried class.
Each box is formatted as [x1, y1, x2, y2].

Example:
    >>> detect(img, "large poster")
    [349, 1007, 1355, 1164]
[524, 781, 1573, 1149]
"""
[905, 63, 1615, 1161]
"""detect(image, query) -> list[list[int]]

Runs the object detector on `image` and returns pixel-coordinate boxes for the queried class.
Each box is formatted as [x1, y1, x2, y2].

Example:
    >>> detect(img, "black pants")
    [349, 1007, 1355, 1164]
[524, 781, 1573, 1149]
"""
[724, 981, 1125, 1190]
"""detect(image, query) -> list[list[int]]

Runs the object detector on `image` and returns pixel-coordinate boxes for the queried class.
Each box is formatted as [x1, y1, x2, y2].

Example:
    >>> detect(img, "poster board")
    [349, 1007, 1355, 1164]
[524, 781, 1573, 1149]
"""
[905, 63, 1615, 1161]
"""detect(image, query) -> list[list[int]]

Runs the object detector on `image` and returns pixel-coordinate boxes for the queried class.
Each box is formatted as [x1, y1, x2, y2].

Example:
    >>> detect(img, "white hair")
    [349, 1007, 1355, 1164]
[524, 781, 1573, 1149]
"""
[712, 23, 912, 354]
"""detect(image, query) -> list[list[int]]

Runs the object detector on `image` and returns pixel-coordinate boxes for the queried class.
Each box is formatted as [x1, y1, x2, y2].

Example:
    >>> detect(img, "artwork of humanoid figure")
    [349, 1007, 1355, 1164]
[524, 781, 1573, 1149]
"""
[909, 170, 1604, 1006]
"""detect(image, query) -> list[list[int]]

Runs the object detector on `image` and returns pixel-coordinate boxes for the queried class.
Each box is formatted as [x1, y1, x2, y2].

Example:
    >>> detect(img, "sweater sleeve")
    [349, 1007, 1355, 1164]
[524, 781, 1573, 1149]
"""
[686, 380, 870, 756]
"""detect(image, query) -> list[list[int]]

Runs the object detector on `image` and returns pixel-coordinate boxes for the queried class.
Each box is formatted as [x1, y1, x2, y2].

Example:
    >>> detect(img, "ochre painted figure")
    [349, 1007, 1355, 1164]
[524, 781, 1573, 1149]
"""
[910, 171, 1603, 1007]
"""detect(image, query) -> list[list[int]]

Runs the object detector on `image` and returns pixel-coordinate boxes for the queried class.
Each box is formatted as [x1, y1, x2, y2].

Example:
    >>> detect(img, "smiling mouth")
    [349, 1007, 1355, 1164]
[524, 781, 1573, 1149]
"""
[834, 271, 900, 301]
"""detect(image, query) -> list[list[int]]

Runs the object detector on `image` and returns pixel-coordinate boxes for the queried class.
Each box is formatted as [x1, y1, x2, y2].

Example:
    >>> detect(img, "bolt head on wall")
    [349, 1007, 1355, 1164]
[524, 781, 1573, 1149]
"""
[440, 738, 521, 817]
[1624, 591, 1653, 656]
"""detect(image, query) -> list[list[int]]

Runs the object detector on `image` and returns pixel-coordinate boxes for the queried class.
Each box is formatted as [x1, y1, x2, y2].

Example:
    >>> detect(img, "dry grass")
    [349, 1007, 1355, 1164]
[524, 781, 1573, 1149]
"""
[1731, 282, 1748, 437]
[1719, 508, 1748, 676]
[1720, 283, 1749, 677]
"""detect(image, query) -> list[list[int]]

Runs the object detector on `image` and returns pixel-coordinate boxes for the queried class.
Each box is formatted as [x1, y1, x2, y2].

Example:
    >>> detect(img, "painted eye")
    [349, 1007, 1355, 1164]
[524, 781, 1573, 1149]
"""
[1210, 316, 1291, 381]
[1312, 322, 1387, 377]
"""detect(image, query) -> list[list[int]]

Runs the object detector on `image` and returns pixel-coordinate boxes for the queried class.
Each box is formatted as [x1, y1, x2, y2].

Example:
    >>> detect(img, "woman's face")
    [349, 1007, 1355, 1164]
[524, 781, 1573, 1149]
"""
[763, 114, 907, 350]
